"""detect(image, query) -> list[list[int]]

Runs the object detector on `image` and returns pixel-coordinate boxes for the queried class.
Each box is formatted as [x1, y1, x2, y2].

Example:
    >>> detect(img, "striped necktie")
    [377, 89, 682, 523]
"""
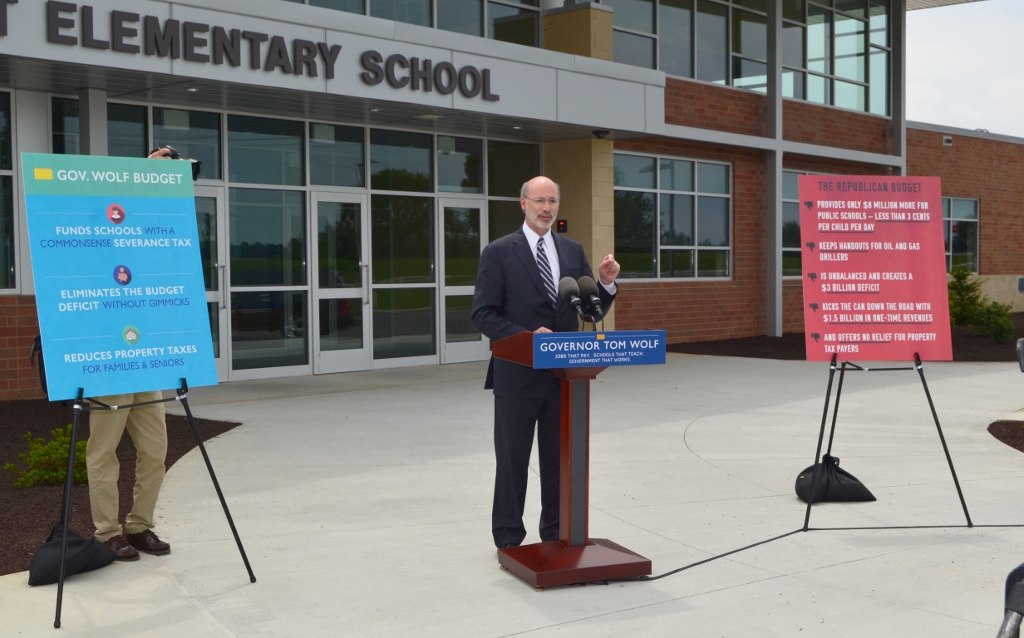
[536, 237, 557, 308]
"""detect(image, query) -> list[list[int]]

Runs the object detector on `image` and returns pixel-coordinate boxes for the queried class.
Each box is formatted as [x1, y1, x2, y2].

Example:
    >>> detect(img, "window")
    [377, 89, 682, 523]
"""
[310, 123, 364, 187]
[632, 0, 889, 114]
[438, 0, 483, 36]
[0, 177, 11, 289]
[943, 197, 978, 273]
[487, 141, 537, 198]
[784, 0, 889, 114]
[487, 140, 540, 242]
[437, 136, 482, 193]
[228, 115, 305, 186]
[488, 200, 524, 242]
[613, 152, 732, 279]
[284, 0, 541, 47]
[154, 108, 222, 180]
[52, 98, 80, 155]
[229, 189, 307, 287]
[782, 171, 804, 277]
[107, 104, 147, 158]
[0, 93, 13, 290]
[372, 0, 431, 26]
[311, 0, 363, 14]
[659, 0, 693, 77]
[371, 195, 436, 359]
[370, 129, 432, 192]
[488, 2, 539, 47]
[607, 0, 656, 67]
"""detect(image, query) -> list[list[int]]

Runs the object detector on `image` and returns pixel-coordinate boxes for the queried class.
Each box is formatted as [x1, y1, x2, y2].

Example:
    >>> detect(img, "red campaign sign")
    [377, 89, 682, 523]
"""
[799, 175, 952, 362]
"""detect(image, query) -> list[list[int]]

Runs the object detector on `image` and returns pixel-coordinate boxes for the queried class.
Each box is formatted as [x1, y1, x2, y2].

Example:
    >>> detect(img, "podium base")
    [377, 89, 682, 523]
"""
[498, 539, 651, 589]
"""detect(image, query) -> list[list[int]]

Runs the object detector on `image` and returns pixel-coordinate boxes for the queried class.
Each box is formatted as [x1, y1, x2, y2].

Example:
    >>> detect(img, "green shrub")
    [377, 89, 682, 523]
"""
[972, 301, 1015, 344]
[948, 265, 985, 327]
[3, 425, 88, 489]
[947, 267, 1016, 344]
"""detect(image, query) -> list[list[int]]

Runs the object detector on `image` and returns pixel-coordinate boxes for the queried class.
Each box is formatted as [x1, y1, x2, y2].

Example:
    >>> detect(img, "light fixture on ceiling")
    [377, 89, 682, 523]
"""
[512, 126, 522, 130]
[185, 87, 199, 93]
[369, 108, 380, 113]
[413, 113, 443, 121]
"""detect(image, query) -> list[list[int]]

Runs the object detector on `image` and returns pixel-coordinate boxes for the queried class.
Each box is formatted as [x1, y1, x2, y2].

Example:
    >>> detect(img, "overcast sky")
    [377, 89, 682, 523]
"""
[906, 0, 1024, 138]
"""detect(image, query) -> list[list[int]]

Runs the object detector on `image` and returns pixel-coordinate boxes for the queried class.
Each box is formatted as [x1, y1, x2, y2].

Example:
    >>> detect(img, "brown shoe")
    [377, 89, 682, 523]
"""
[103, 535, 140, 561]
[124, 530, 171, 556]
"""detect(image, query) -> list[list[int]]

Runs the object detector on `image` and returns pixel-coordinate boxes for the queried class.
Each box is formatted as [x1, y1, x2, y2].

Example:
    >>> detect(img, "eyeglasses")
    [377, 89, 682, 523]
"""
[527, 197, 559, 206]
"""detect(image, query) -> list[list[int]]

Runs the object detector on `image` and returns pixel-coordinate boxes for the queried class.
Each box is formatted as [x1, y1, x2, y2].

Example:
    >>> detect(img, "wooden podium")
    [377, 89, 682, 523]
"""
[491, 331, 653, 589]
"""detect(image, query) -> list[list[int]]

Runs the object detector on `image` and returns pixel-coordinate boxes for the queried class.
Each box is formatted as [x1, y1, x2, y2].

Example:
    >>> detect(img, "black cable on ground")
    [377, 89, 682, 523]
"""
[808, 524, 1024, 531]
[610, 523, 1024, 585]
[613, 529, 804, 582]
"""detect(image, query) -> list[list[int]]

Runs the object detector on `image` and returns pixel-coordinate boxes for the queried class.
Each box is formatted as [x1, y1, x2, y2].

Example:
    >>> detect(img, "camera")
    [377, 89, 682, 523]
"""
[152, 145, 202, 181]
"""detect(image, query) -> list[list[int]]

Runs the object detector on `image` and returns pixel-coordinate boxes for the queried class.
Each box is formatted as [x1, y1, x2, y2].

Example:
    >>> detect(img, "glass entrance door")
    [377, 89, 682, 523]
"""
[311, 192, 371, 373]
[194, 187, 228, 380]
[438, 199, 489, 363]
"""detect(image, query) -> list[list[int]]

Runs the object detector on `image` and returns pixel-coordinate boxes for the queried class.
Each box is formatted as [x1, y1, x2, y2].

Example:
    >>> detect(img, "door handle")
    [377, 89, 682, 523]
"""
[363, 264, 370, 306]
[218, 264, 226, 310]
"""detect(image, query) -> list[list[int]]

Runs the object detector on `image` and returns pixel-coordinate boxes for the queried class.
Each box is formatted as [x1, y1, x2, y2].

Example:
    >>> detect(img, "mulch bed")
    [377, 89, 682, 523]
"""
[0, 399, 237, 577]
[989, 421, 1024, 454]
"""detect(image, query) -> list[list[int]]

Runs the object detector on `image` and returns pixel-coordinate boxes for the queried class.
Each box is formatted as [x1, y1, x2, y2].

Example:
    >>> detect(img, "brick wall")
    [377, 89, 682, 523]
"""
[782, 280, 805, 333]
[665, 78, 765, 137]
[612, 138, 766, 342]
[783, 155, 893, 177]
[907, 128, 1024, 276]
[0, 296, 45, 400]
[783, 100, 890, 155]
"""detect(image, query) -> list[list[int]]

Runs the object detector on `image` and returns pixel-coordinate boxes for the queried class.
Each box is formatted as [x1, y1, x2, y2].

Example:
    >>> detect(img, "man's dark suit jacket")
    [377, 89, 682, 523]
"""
[471, 227, 616, 398]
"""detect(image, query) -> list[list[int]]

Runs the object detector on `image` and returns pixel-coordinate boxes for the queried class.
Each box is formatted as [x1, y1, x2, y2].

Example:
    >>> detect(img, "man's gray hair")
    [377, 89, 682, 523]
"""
[520, 179, 561, 200]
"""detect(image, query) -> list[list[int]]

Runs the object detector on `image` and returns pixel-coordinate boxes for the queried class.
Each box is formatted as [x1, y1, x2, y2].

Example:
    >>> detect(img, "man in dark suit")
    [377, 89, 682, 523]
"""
[471, 176, 620, 549]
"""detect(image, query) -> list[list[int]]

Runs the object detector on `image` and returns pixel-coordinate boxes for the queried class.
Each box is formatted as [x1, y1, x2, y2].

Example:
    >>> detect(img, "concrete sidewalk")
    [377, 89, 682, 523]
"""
[3, 354, 1024, 637]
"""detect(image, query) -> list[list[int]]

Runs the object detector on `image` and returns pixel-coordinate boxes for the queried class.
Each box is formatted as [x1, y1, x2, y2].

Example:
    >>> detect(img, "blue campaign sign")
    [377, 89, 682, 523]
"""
[22, 153, 218, 400]
[532, 330, 667, 369]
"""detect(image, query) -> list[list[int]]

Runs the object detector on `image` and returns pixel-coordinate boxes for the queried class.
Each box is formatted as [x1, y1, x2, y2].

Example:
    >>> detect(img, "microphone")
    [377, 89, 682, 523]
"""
[577, 275, 603, 320]
[558, 277, 585, 320]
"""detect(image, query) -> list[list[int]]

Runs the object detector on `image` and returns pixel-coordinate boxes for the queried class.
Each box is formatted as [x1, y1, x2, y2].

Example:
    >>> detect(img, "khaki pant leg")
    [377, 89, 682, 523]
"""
[87, 393, 132, 542]
[123, 391, 168, 535]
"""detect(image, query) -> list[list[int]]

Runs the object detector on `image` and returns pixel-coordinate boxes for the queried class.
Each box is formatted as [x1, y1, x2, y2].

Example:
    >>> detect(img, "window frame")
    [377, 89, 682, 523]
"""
[617, 0, 890, 116]
[0, 91, 14, 292]
[285, 0, 543, 47]
[942, 196, 979, 274]
[613, 150, 733, 281]
[781, 169, 821, 279]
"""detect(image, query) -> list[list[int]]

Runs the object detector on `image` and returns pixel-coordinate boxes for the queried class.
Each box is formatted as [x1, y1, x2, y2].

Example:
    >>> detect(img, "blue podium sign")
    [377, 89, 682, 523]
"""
[22, 153, 218, 400]
[532, 330, 667, 369]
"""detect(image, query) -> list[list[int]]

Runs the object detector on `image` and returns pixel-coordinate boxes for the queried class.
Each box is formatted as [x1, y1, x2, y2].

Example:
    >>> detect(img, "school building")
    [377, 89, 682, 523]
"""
[0, 0, 1018, 399]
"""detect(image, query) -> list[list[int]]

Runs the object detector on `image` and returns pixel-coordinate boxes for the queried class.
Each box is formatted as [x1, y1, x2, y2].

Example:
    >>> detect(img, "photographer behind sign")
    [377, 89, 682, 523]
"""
[150, 145, 202, 180]
[85, 147, 191, 561]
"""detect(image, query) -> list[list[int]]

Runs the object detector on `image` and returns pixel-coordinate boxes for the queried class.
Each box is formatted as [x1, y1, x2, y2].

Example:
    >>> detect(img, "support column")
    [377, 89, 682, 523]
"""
[765, 0, 783, 337]
[541, 1, 613, 60]
[15, 91, 49, 296]
[543, 138, 616, 329]
[77, 88, 108, 156]
[540, 1, 615, 328]
[891, 0, 907, 176]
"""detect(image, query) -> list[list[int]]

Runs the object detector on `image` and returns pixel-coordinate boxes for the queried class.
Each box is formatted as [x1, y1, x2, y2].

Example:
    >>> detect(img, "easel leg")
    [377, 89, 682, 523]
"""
[825, 362, 848, 457]
[914, 354, 973, 527]
[55, 388, 85, 629]
[803, 355, 838, 531]
[177, 381, 256, 583]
